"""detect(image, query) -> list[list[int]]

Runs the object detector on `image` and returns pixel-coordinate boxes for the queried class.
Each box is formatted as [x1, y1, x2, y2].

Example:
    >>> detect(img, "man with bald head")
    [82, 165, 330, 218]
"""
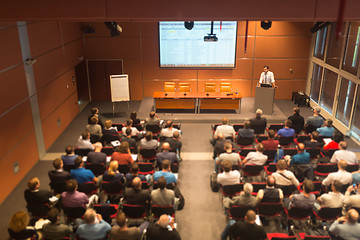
[322, 160, 352, 186]
[156, 142, 178, 167]
[290, 143, 310, 165]
[124, 177, 150, 205]
[256, 175, 283, 204]
[330, 141, 357, 164]
[221, 210, 266, 240]
[329, 209, 360, 239]
[146, 214, 181, 240]
[75, 208, 111, 240]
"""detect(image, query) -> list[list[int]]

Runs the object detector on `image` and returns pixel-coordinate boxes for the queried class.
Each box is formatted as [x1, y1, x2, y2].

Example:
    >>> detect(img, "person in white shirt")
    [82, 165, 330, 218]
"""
[214, 117, 235, 140]
[322, 160, 352, 186]
[315, 180, 344, 210]
[217, 160, 240, 186]
[122, 119, 140, 137]
[344, 183, 360, 209]
[242, 143, 268, 166]
[272, 159, 299, 187]
[330, 141, 357, 165]
[76, 131, 95, 150]
[160, 120, 177, 138]
[258, 66, 276, 88]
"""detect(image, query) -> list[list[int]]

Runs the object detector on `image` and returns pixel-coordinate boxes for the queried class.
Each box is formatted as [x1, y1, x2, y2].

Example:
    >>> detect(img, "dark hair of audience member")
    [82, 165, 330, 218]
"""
[130, 162, 139, 173]
[145, 131, 153, 141]
[125, 128, 132, 136]
[268, 129, 275, 139]
[74, 156, 83, 168]
[65, 145, 74, 155]
[90, 116, 98, 125]
[157, 176, 167, 190]
[53, 158, 62, 170]
[47, 208, 60, 223]
[27, 177, 39, 191]
[333, 131, 344, 143]
[303, 179, 314, 193]
[161, 160, 171, 170]
[223, 160, 232, 173]
[116, 212, 127, 227]
[65, 179, 78, 192]
[81, 131, 90, 140]
[118, 141, 129, 154]
[9, 211, 30, 232]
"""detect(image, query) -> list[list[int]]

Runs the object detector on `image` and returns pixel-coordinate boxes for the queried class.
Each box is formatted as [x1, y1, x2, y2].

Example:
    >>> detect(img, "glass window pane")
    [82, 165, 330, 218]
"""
[319, 69, 338, 113]
[326, 22, 346, 68]
[342, 22, 360, 75]
[314, 26, 328, 60]
[350, 87, 360, 141]
[336, 78, 356, 126]
[310, 63, 323, 103]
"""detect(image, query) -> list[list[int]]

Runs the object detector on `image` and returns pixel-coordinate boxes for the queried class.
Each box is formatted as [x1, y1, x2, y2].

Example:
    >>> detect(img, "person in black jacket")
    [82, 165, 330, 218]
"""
[24, 177, 52, 206]
[146, 214, 181, 240]
[288, 107, 305, 134]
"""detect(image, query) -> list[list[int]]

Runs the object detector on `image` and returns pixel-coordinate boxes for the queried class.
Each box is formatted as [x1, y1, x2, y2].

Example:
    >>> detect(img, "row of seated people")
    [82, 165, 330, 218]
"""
[216, 161, 360, 240]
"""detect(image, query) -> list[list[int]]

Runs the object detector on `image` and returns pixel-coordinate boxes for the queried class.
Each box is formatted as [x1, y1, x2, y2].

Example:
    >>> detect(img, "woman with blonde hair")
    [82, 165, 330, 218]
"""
[8, 211, 39, 239]
[103, 160, 125, 183]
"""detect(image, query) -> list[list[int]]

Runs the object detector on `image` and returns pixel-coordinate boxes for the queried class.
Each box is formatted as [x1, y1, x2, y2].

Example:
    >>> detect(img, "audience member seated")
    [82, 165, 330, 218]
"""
[250, 109, 267, 134]
[151, 176, 175, 207]
[330, 141, 357, 164]
[61, 179, 91, 208]
[287, 143, 312, 181]
[121, 128, 138, 152]
[221, 210, 266, 240]
[153, 160, 177, 185]
[317, 119, 334, 137]
[156, 142, 178, 167]
[75, 208, 111, 240]
[304, 106, 324, 133]
[289, 143, 310, 165]
[329, 209, 360, 240]
[111, 142, 133, 166]
[111, 212, 148, 240]
[140, 131, 159, 150]
[102, 120, 119, 142]
[214, 117, 235, 141]
[145, 111, 160, 125]
[272, 159, 299, 187]
[122, 119, 140, 137]
[237, 120, 254, 138]
[286, 179, 315, 209]
[166, 130, 182, 153]
[88, 107, 104, 129]
[322, 160, 352, 187]
[8, 211, 39, 240]
[160, 120, 177, 139]
[70, 157, 98, 184]
[76, 130, 95, 150]
[216, 141, 241, 171]
[48, 158, 71, 185]
[24, 177, 52, 206]
[61, 145, 78, 167]
[146, 214, 181, 240]
[275, 119, 295, 137]
[213, 133, 226, 159]
[86, 116, 103, 138]
[344, 183, 360, 209]
[323, 131, 343, 152]
[103, 161, 125, 183]
[130, 111, 141, 125]
[217, 160, 241, 186]
[124, 177, 151, 205]
[87, 142, 107, 165]
[314, 180, 344, 210]
[261, 130, 279, 150]
[304, 131, 324, 148]
[242, 143, 268, 166]
[288, 107, 304, 134]
[223, 183, 257, 210]
[256, 175, 283, 203]
[126, 162, 148, 183]
[42, 208, 72, 239]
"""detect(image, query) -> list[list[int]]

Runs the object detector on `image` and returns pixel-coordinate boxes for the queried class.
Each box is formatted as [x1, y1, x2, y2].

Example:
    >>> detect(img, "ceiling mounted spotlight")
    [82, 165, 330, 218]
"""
[261, 21, 272, 30]
[104, 22, 122, 37]
[184, 21, 194, 30]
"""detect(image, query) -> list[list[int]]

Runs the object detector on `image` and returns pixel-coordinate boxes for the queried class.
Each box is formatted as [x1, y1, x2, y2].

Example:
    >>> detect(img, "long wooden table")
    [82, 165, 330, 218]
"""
[153, 92, 242, 113]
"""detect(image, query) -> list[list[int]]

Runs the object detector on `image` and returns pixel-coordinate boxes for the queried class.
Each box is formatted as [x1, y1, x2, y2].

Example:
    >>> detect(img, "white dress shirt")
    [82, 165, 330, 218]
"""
[259, 71, 275, 85]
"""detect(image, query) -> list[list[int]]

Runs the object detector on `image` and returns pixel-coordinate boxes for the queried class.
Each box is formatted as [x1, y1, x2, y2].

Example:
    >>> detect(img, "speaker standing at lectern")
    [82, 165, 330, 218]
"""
[257, 66, 276, 88]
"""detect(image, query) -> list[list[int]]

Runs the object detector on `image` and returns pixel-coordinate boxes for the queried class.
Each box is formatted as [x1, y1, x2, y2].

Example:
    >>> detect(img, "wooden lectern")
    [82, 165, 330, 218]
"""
[254, 86, 275, 115]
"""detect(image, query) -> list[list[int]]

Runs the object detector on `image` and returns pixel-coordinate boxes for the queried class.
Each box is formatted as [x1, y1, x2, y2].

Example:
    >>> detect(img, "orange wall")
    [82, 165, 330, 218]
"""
[84, 21, 312, 100]
[0, 21, 83, 204]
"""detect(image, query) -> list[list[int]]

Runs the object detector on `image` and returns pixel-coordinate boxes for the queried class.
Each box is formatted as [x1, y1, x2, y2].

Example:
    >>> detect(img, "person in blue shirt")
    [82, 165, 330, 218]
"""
[290, 143, 310, 165]
[70, 156, 98, 184]
[276, 119, 295, 137]
[153, 160, 177, 185]
[61, 145, 78, 167]
[76, 208, 111, 240]
[316, 119, 334, 137]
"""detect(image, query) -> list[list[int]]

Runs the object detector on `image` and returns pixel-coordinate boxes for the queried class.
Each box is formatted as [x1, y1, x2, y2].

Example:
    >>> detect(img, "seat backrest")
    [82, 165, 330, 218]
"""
[297, 135, 311, 143]
[306, 147, 321, 158]
[303, 236, 331, 240]
[263, 149, 277, 160]
[346, 164, 359, 172]
[278, 136, 294, 146]
[152, 205, 175, 219]
[85, 163, 106, 176]
[27, 204, 50, 217]
[283, 148, 298, 156]
[314, 163, 338, 175]
[233, 124, 244, 132]
[237, 136, 254, 146]
[222, 183, 244, 197]
[205, 83, 216, 92]
[243, 164, 264, 176]
[122, 204, 147, 218]
[164, 82, 175, 92]
[140, 148, 157, 158]
[229, 205, 256, 220]
[316, 207, 342, 220]
[145, 124, 161, 134]
[268, 124, 283, 132]
[257, 135, 268, 143]
[138, 162, 154, 175]
[118, 164, 130, 174]
[63, 206, 86, 219]
[251, 182, 267, 193]
[101, 147, 115, 156]
[220, 82, 231, 92]
[239, 148, 256, 158]
[178, 83, 190, 92]
[257, 202, 283, 217]
[112, 123, 124, 132]
[102, 181, 123, 194]
[50, 181, 67, 194]
[276, 185, 297, 197]
[74, 148, 92, 156]
[93, 204, 118, 224]
[77, 181, 97, 195]
[286, 207, 313, 219]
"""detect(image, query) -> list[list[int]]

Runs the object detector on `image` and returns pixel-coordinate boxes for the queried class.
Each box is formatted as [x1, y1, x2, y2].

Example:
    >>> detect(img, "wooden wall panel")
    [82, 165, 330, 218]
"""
[123, 59, 143, 100]
[64, 39, 84, 69]
[61, 22, 82, 43]
[254, 59, 309, 80]
[256, 22, 313, 36]
[274, 80, 306, 99]
[0, 131, 38, 204]
[236, 36, 255, 59]
[0, 100, 34, 160]
[0, 65, 28, 114]
[142, 59, 197, 80]
[42, 92, 78, 149]
[198, 59, 253, 80]
[37, 69, 77, 120]
[0, 26, 22, 70]
[27, 22, 62, 57]
[142, 37, 159, 60]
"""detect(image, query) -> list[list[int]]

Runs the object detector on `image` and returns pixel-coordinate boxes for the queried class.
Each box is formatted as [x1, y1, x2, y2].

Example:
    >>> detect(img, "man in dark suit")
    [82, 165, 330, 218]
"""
[288, 107, 305, 134]
[124, 177, 151, 206]
[156, 142, 178, 167]
[250, 109, 267, 134]
[48, 158, 71, 184]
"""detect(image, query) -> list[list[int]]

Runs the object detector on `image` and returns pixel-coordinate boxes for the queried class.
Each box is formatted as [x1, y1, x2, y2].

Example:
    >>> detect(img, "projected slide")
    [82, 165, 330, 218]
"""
[159, 21, 237, 68]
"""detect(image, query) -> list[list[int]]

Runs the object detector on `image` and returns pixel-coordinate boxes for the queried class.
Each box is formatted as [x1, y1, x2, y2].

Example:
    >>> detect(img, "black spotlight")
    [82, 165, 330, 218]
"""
[104, 22, 120, 37]
[261, 21, 272, 30]
[184, 21, 194, 30]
